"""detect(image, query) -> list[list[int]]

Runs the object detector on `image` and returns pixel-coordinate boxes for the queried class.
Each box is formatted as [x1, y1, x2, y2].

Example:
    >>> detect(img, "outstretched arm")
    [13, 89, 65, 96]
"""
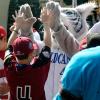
[40, 8, 51, 48]
[7, 4, 37, 46]
[45, 1, 80, 57]
[53, 25, 79, 57]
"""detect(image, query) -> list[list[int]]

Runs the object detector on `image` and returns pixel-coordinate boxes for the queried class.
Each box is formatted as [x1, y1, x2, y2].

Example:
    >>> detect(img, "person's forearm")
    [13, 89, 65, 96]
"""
[43, 24, 51, 48]
[7, 27, 19, 47]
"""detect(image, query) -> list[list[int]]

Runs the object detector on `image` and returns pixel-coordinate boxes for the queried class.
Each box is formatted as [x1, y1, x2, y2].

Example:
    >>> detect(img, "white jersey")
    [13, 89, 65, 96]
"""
[44, 48, 70, 100]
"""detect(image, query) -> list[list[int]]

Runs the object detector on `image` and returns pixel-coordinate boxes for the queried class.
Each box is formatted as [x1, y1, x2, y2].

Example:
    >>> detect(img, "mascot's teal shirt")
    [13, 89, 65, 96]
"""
[54, 46, 100, 100]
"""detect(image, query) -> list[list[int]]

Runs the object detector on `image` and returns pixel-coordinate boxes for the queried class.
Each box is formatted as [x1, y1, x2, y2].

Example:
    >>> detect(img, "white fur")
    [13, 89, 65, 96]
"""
[75, 2, 96, 19]
[60, 2, 96, 41]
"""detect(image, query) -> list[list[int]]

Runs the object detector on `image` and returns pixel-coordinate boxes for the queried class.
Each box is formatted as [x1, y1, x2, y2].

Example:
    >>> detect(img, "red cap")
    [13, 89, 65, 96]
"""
[0, 25, 7, 38]
[13, 37, 39, 55]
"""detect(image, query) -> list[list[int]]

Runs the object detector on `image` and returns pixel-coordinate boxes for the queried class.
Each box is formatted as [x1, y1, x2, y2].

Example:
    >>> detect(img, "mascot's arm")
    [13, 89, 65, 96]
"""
[53, 24, 79, 57]
[45, 1, 80, 57]
[8, 4, 37, 45]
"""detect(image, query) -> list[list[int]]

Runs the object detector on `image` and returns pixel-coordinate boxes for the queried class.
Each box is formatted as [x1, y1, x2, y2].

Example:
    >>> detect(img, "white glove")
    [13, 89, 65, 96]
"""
[12, 4, 36, 37]
[19, 3, 33, 18]
[46, 1, 62, 31]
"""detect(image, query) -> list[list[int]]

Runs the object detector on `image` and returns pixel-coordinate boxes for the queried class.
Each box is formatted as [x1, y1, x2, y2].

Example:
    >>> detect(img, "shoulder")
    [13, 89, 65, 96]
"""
[66, 47, 100, 71]
[73, 46, 100, 59]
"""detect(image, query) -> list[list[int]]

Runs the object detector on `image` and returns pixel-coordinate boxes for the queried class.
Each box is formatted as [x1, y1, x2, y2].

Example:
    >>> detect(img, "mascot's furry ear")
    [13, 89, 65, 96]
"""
[75, 2, 97, 19]
[60, 2, 97, 41]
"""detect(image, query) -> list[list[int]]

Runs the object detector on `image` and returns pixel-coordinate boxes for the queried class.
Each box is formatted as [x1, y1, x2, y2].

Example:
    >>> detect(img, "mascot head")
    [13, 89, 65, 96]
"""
[60, 2, 96, 41]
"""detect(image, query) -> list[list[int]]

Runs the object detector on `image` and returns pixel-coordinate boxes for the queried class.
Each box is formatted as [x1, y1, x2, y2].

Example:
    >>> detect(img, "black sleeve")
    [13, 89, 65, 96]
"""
[60, 88, 83, 100]
[32, 46, 51, 68]
[4, 45, 14, 66]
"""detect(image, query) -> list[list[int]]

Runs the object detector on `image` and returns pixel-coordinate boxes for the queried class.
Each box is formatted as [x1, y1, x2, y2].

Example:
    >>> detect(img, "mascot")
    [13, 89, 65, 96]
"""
[44, 1, 96, 100]
[60, 2, 96, 41]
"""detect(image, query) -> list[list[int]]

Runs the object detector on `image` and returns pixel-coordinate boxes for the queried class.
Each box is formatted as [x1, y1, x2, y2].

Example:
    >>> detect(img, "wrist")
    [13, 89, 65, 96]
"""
[14, 26, 19, 31]
[52, 23, 62, 32]
[50, 19, 61, 32]
[12, 28, 19, 34]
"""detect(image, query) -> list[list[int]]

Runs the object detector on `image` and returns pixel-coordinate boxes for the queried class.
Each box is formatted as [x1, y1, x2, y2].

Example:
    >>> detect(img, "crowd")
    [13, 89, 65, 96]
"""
[0, 1, 100, 100]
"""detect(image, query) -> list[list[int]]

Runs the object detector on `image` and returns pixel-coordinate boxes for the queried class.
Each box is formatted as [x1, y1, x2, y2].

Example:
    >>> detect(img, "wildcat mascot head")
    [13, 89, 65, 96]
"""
[60, 2, 96, 41]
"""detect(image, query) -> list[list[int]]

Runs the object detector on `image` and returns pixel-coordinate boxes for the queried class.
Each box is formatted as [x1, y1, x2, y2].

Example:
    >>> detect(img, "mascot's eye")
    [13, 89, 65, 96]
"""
[66, 11, 72, 15]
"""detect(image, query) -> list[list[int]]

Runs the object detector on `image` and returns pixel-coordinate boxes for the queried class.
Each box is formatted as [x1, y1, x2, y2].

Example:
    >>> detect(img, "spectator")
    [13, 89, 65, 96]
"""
[86, 32, 100, 48]
[80, 21, 100, 50]
[0, 25, 9, 99]
[4, 2, 51, 100]
[4, 6, 51, 100]
[0, 25, 7, 59]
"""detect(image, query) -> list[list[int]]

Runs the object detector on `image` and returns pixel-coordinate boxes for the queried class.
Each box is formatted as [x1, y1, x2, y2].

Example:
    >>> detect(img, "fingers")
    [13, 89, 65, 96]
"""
[40, 7, 48, 19]
[19, 5, 26, 14]
[15, 10, 18, 17]
[12, 10, 18, 20]
[12, 14, 16, 20]
[25, 17, 37, 24]
[21, 12, 25, 18]
[12, 10, 19, 20]
[12, 10, 25, 20]
[46, 1, 60, 16]
[25, 4, 33, 18]
[20, 3, 33, 18]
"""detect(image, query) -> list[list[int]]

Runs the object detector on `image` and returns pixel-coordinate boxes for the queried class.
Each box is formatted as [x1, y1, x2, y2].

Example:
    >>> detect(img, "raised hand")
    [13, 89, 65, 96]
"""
[45, 1, 62, 31]
[19, 3, 33, 18]
[40, 7, 50, 25]
[12, 10, 25, 30]
[12, 4, 37, 37]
